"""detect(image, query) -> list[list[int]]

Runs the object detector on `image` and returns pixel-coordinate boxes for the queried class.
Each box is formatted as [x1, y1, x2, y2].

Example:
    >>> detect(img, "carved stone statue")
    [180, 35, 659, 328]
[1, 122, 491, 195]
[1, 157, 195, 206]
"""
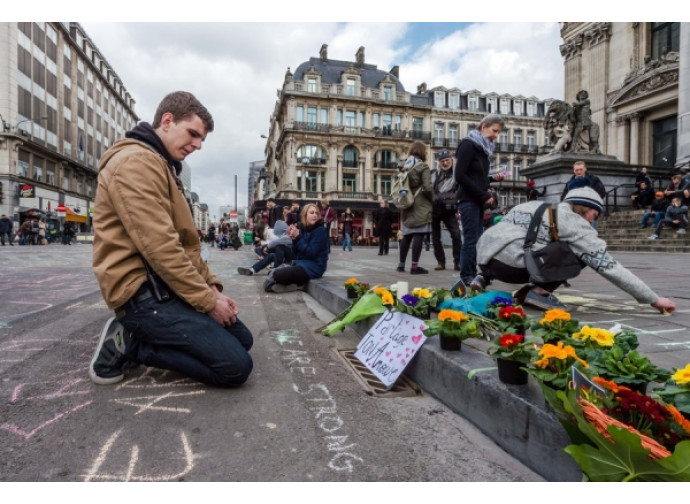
[544, 90, 600, 155]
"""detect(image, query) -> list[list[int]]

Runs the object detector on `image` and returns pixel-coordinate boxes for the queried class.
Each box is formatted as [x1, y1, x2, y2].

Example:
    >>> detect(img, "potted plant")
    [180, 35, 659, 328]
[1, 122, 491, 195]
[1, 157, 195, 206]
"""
[344, 277, 368, 299]
[530, 308, 580, 344]
[487, 304, 531, 335]
[396, 287, 451, 320]
[487, 333, 539, 385]
[590, 346, 671, 395]
[526, 340, 589, 390]
[653, 363, 690, 419]
[422, 308, 483, 351]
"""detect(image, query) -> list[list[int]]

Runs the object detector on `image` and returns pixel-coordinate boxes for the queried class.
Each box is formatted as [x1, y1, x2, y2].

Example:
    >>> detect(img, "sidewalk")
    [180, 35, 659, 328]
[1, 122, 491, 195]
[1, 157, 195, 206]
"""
[300, 245, 690, 481]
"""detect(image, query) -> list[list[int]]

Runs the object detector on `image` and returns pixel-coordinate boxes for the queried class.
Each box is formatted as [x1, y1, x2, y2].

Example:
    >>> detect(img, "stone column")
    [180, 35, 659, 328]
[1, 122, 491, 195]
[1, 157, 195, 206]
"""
[629, 113, 641, 165]
[616, 116, 630, 164]
[676, 23, 690, 171]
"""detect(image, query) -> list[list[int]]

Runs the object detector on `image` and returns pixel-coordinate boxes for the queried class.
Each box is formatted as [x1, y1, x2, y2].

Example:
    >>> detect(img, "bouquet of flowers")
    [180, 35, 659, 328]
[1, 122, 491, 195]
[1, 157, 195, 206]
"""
[487, 333, 539, 366]
[422, 309, 483, 341]
[653, 363, 690, 417]
[526, 341, 589, 390]
[322, 285, 394, 336]
[546, 380, 690, 481]
[530, 308, 580, 344]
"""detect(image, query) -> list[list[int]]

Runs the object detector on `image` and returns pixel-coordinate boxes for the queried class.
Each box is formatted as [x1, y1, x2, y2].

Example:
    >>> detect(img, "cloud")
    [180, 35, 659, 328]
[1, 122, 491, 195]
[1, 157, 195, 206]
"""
[80, 21, 564, 216]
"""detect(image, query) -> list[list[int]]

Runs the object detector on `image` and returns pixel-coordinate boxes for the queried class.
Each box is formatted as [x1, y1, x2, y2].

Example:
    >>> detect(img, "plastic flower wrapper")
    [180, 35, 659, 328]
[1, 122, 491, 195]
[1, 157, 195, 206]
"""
[422, 309, 484, 341]
[530, 308, 580, 344]
[487, 333, 539, 366]
[653, 363, 690, 417]
[321, 287, 394, 336]
[526, 341, 589, 390]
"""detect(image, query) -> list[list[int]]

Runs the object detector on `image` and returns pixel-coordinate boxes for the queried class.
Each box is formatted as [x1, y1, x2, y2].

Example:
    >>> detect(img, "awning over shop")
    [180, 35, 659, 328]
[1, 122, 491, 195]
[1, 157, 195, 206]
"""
[59, 205, 87, 223]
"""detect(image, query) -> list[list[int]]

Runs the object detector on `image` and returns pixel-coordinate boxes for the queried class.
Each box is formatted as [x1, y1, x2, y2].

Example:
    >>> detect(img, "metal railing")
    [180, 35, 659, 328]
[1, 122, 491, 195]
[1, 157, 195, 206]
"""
[603, 182, 637, 216]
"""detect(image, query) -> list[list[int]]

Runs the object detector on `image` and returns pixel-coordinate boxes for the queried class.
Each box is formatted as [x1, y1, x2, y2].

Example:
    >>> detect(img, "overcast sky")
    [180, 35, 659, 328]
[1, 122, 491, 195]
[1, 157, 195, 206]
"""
[17, 1, 632, 220]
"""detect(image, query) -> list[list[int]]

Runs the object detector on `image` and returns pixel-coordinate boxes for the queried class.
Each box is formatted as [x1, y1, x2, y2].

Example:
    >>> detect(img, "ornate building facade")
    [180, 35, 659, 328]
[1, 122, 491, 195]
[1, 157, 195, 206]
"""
[560, 22, 687, 172]
[259, 44, 553, 240]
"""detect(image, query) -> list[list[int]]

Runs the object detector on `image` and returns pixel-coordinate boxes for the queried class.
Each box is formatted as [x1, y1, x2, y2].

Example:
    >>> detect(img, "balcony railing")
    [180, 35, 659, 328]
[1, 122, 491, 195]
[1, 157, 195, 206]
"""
[339, 191, 369, 199]
[298, 156, 326, 165]
[342, 159, 358, 168]
[293, 121, 331, 133]
[373, 160, 399, 169]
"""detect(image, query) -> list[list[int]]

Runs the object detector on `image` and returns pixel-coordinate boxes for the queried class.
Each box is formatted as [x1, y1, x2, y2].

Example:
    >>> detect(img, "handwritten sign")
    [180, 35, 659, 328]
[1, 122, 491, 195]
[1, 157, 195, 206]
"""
[354, 310, 428, 389]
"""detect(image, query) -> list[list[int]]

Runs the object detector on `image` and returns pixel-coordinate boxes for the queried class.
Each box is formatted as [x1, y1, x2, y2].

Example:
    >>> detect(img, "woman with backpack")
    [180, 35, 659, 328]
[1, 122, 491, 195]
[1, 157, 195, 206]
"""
[396, 141, 433, 274]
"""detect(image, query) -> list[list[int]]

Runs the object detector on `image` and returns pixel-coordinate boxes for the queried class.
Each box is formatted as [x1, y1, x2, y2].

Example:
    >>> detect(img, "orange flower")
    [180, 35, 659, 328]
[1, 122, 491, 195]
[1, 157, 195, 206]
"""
[535, 341, 588, 368]
[438, 309, 468, 322]
[592, 376, 631, 394]
[539, 308, 571, 324]
[666, 404, 690, 435]
[344, 277, 359, 286]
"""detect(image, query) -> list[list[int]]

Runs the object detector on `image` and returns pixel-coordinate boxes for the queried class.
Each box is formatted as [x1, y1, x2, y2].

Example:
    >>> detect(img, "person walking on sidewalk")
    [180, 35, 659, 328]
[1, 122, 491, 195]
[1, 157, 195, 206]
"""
[396, 141, 433, 275]
[455, 114, 507, 285]
[90, 91, 253, 387]
[0, 214, 13, 246]
[430, 149, 461, 271]
[469, 187, 676, 314]
[341, 207, 354, 252]
[373, 199, 393, 256]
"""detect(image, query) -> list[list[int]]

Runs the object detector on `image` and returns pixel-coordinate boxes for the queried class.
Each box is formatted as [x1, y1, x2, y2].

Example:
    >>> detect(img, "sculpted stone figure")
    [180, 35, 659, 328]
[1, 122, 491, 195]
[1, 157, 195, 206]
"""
[544, 91, 600, 154]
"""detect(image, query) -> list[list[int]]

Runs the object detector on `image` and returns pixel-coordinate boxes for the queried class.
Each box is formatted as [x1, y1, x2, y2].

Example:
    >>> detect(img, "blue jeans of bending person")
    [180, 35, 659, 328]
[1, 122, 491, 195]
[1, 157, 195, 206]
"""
[458, 201, 484, 284]
[118, 285, 253, 387]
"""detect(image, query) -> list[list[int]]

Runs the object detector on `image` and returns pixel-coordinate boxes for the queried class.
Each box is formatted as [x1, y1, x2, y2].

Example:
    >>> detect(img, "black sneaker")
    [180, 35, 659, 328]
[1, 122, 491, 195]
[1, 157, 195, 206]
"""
[89, 317, 130, 385]
[271, 283, 302, 293]
[237, 267, 254, 276]
[410, 266, 429, 275]
[396, 266, 405, 272]
[524, 290, 569, 311]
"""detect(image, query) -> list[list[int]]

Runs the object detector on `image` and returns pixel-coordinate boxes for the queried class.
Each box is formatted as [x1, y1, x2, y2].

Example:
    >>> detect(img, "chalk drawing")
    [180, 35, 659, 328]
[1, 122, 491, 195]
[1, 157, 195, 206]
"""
[110, 390, 206, 415]
[7, 301, 54, 317]
[10, 377, 91, 403]
[1, 401, 93, 440]
[116, 368, 202, 390]
[83, 429, 195, 482]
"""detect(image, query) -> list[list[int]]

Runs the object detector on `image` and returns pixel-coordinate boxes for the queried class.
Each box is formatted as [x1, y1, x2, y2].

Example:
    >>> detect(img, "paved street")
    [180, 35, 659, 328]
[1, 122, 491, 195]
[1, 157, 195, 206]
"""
[0, 243, 544, 482]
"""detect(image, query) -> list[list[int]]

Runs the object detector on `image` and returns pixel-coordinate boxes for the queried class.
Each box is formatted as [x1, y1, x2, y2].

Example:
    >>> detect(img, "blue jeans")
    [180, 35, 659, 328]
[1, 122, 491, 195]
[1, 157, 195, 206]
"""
[252, 245, 294, 272]
[641, 211, 664, 228]
[119, 287, 253, 387]
[342, 232, 352, 251]
[458, 201, 484, 284]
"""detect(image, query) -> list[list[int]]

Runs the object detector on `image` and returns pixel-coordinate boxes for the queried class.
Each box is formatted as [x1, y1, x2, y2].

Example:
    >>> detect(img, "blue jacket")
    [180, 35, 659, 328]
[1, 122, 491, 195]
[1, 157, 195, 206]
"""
[293, 219, 329, 279]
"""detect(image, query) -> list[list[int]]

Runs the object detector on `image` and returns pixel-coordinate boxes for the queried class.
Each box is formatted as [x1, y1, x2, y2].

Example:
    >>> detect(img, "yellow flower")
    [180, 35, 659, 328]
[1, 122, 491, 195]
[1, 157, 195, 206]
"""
[374, 287, 388, 296]
[438, 309, 468, 322]
[572, 326, 615, 347]
[671, 363, 690, 385]
[412, 288, 432, 299]
[344, 278, 359, 286]
[539, 308, 571, 324]
[381, 292, 394, 306]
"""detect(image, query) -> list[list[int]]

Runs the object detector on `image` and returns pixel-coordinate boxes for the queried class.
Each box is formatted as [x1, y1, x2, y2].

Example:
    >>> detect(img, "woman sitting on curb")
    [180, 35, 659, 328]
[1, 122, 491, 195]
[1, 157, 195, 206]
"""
[263, 203, 329, 293]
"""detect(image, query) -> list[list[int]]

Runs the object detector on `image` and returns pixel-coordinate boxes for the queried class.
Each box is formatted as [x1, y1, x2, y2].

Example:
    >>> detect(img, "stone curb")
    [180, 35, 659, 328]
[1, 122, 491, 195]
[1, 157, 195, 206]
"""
[306, 278, 582, 482]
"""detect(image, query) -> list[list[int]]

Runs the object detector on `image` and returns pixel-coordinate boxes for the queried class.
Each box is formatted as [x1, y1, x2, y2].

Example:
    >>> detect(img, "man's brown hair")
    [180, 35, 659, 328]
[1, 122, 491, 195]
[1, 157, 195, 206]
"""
[152, 91, 214, 132]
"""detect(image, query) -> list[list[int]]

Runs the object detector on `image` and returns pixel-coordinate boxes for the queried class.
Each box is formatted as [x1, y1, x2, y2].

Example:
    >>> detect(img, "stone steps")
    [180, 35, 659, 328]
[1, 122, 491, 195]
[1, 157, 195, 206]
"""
[596, 210, 689, 252]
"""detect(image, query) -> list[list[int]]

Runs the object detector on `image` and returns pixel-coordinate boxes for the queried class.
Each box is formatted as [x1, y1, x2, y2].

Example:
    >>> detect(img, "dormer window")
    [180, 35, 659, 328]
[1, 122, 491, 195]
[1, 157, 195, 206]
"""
[383, 85, 393, 101]
[500, 98, 510, 115]
[468, 94, 478, 111]
[346, 78, 356, 96]
[434, 91, 445, 107]
[526, 101, 536, 116]
[307, 77, 317, 93]
[514, 100, 523, 116]
[448, 93, 460, 109]
[487, 97, 497, 113]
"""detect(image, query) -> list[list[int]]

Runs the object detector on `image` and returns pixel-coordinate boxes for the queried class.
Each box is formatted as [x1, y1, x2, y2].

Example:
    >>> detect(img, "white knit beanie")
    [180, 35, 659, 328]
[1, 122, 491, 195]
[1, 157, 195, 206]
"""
[563, 187, 604, 214]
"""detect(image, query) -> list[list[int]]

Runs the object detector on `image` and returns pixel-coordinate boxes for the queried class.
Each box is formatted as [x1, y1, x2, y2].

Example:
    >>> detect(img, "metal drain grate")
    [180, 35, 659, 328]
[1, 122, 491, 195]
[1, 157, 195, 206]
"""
[335, 349, 423, 398]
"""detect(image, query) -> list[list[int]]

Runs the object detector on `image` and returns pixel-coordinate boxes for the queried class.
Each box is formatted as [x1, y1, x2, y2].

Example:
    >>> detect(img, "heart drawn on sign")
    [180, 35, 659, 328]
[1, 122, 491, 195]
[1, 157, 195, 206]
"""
[411, 334, 422, 344]
[385, 351, 391, 356]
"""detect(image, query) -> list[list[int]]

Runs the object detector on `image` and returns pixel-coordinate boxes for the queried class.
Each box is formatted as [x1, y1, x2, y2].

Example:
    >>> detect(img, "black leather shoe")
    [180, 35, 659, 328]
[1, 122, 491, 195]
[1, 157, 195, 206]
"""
[410, 266, 429, 275]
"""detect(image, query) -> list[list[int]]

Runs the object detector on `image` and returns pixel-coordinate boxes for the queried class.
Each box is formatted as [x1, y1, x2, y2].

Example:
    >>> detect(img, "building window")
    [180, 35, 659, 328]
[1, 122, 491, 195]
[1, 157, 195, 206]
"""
[307, 107, 317, 129]
[307, 77, 317, 93]
[342, 173, 357, 193]
[372, 113, 380, 128]
[46, 161, 56, 185]
[319, 108, 328, 124]
[382, 114, 392, 135]
[448, 93, 459, 109]
[346, 78, 356, 96]
[526, 101, 537, 116]
[498, 130, 508, 148]
[434, 91, 445, 108]
[652, 115, 677, 168]
[434, 123, 445, 147]
[500, 98, 510, 115]
[412, 117, 424, 139]
[514, 100, 523, 116]
[375, 150, 398, 169]
[343, 146, 358, 168]
[304, 171, 319, 192]
[345, 110, 356, 130]
[380, 175, 392, 196]
[297, 145, 327, 165]
[337, 109, 343, 126]
[358, 111, 364, 127]
[514, 158, 523, 179]
[651, 22, 680, 60]
[448, 124, 459, 148]
[468, 95, 478, 111]
[18, 151, 30, 177]
[527, 131, 536, 151]
[33, 156, 44, 182]
[513, 130, 522, 149]
[383, 85, 393, 101]
[487, 97, 497, 113]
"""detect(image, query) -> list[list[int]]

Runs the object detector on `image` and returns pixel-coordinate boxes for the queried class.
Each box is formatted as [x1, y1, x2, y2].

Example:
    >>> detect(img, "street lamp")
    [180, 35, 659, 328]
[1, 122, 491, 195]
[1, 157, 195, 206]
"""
[15, 115, 48, 136]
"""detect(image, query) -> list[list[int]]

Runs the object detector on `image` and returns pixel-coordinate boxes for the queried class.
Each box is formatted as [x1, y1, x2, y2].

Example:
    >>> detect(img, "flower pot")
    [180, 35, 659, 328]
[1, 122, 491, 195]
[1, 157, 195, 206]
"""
[496, 358, 529, 385]
[439, 334, 461, 351]
[346, 287, 358, 299]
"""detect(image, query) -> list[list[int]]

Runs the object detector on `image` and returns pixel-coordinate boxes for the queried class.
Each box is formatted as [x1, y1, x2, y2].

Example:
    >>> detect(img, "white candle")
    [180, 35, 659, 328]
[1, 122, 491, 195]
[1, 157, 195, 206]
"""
[397, 281, 408, 297]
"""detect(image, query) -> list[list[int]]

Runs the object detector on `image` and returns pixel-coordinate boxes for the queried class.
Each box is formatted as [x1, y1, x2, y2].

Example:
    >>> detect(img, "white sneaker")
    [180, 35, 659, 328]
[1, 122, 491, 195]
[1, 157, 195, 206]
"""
[677, 228, 686, 235]
[648, 234, 659, 240]
[89, 317, 129, 385]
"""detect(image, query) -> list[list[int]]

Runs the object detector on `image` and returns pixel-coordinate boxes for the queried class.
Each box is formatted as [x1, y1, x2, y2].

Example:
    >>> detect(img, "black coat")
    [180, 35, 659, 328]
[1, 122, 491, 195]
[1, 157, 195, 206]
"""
[454, 139, 495, 206]
[373, 207, 393, 239]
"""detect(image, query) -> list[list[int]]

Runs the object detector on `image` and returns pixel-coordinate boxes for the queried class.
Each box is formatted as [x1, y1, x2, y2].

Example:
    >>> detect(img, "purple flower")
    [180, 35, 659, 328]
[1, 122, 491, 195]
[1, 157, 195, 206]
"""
[490, 297, 513, 307]
[401, 294, 419, 307]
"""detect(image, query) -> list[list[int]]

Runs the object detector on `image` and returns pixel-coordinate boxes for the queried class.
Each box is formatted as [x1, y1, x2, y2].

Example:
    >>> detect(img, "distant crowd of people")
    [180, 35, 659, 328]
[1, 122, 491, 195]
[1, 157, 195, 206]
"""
[0, 215, 76, 246]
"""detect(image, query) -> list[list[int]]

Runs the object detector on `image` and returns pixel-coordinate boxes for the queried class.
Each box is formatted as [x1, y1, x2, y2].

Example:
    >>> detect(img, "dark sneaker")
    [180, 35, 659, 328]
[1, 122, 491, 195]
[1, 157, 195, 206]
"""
[237, 267, 254, 276]
[453, 264, 460, 271]
[450, 279, 467, 298]
[469, 275, 486, 292]
[434, 264, 445, 271]
[271, 283, 302, 293]
[410, 266, 429, 275]
[396, 266, 405, 272]
[89, 317, 130, 385]
[263, 277, 276, 292]
[524, 290, 569, 311]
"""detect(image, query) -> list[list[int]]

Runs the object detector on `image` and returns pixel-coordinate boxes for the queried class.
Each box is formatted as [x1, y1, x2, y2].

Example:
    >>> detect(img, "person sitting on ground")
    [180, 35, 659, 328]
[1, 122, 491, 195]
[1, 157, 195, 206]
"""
[640, 192, 668, 229]
[466, 187, 676, 314]
[630, 180, 654, 210]
[237, 219, 294, 275]
[263, 203, 329, 293]
[648, 196, 688, 240]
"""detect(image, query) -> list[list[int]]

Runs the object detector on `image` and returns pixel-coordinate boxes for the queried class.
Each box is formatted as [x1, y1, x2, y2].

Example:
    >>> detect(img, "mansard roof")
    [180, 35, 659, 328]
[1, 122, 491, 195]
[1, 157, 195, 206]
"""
[293, 57, 406, 93]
